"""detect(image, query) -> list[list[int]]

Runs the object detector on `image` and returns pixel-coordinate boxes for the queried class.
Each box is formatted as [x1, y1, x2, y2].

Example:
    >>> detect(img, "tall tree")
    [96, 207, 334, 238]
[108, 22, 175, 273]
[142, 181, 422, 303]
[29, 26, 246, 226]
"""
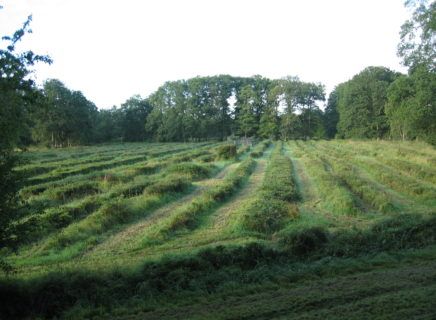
[336, 66, 399, 139]
[0, 14, 51, 248]
[119, 95, 152, 142]
[386, 0, 436, 145]
[324, 86, 340, 138]
[386, 65, 436, 144]
[398, 0, 436, 72]
[33, 79, 97, 147]
[236, 85, 258, 138]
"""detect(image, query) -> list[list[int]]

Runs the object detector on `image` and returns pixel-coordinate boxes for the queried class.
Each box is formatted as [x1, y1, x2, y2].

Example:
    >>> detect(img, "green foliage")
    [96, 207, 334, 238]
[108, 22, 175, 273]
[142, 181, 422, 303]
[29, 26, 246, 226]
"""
[386, 65, 436, 145]
[324, 87, 339, 138]
[398, 0, 436, 72]
[119, 95, 152, 142]
[336, 66, 399, 139]
[33, 79, 97, 147]
[237, 85, 259, 137]
[276, 77, 326, 140]
[0, 14, 50, 248]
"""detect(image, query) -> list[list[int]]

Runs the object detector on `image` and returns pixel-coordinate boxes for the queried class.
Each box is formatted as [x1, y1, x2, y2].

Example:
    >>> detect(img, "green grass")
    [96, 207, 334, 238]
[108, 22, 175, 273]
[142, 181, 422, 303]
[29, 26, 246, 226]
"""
[1, 140, 435, 319]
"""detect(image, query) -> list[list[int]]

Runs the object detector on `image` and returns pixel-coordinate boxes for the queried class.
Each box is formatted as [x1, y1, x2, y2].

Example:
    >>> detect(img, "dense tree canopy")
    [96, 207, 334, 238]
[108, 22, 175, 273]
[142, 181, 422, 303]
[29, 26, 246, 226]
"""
[0, 15, 51, 247]
[143, 75, 325, 142]
[336, 66, 400, 139]
[32, 79, 97, 147]
[398, 0, 436, 72]
[386, 64, 436, 144]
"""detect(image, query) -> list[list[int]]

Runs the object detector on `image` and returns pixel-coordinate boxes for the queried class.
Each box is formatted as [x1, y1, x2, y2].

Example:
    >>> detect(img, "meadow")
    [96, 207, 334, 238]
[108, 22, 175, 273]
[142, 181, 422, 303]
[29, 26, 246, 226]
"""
[1, 140, 436, 319]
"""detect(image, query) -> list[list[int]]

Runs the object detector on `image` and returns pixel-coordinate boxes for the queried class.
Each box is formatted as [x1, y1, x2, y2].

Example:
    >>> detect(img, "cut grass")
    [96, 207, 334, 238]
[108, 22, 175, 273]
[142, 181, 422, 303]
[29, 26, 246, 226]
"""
[238, 142, 299, 234]
[3, 140, 436, 319]
[142, 158, 256, 242]
[291, 141, 361, 216]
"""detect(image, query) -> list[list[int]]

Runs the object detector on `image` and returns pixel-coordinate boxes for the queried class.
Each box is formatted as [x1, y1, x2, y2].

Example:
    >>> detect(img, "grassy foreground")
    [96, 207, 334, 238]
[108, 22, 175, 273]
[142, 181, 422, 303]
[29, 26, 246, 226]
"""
[1, 140, 435, 319]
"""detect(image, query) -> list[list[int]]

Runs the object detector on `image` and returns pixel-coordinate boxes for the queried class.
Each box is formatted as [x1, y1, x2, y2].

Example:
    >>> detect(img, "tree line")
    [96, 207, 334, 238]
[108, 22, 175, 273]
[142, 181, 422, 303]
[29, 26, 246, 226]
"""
[24, 63, 434, 146]
[18, 0, 436, 147]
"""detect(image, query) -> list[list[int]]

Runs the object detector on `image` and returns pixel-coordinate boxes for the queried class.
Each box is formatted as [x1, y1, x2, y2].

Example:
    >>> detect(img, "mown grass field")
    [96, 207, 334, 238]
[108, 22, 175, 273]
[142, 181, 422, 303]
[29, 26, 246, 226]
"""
[1, 140, 436, 319]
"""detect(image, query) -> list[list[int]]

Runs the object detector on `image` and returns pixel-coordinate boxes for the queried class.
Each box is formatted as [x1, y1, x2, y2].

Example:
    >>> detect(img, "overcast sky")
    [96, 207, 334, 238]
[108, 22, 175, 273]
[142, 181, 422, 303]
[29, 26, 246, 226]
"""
[1, 0, 410, 109]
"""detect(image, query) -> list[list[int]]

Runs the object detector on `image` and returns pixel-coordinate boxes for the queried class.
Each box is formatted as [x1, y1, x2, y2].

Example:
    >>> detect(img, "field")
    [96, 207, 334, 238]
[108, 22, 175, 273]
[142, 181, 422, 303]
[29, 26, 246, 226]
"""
[1, 140, 436, 319]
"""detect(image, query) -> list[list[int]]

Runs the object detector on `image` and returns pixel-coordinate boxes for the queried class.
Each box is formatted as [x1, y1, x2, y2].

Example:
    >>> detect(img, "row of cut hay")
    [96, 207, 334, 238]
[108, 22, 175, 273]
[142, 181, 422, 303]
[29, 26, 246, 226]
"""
[13, 162, 217, 247]
[215, 144, 237, 160]
[20, 141, 207, 167]
[142, 157, 256, 242]
[236, 143, 251, 156]
[40, 175, 194, 252]
[16, 149, 217, 234]
[8, 196, 102, 246]
[323, 140, 435, 167]
[312, 141, 436, 204]
[18, 154, 117, 178]
[278, 212, 436, 257]
[18, 142, 157, 178]
[302, 143, 400, 214]
[250, 140, 271, 158]
[316, 141, 436, 186]
[23, 142, 214, 187]
[19, 143, 217, 199]
[290, 141, 361, 216]
[25, 154, 149, 186]
[237, 142, 299, 234]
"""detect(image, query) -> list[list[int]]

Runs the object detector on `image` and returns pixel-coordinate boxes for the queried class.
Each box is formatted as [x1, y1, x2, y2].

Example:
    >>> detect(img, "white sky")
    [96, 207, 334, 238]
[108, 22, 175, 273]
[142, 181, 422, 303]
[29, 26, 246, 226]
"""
[0, 0, 409, 109]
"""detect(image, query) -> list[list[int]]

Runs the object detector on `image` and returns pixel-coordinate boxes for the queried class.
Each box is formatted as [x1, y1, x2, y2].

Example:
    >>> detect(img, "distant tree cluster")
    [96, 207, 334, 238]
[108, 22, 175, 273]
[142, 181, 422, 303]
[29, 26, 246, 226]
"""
[327, 0, 435, 144]
[16, 75, 326, 146]
[145, 75, 325, 142]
